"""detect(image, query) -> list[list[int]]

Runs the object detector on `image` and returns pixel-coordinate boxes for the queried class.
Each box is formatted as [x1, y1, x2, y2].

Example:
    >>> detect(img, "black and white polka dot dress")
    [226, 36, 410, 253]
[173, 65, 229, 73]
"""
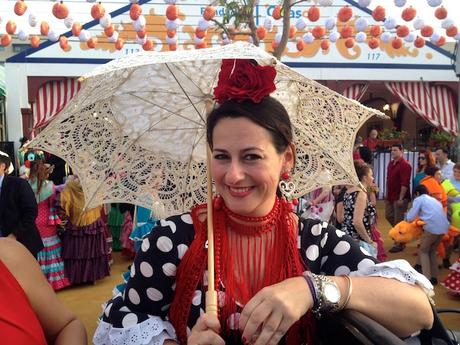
[96, 213, 377, 343]
[341, 191, 376, 242]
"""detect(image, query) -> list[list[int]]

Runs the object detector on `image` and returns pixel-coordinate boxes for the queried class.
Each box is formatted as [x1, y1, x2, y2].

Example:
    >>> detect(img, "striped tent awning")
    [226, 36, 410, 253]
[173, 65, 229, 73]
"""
[342, 83, 369, 101]
[32, 78, 81, 133]
[385, 81, 458, 135]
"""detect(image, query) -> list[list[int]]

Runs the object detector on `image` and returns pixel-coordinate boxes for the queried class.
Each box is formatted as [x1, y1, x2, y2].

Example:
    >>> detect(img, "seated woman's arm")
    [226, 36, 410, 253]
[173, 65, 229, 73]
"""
[352, 191, 374, 244]
[0, 239, 87, 345]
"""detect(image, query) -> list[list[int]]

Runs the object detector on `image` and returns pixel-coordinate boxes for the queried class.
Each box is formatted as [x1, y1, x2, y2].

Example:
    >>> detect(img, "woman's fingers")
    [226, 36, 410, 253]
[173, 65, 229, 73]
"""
[188, 313, 225, 345]
[240, 300, 274, 344]
[251, 310, 284, 345]
[194, 313, 221, 333]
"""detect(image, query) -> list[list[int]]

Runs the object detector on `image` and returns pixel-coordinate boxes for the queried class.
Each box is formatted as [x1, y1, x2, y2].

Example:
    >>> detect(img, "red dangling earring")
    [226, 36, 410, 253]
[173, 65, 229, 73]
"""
[213, 195, 223, 210]
[278, 171, 298, 212]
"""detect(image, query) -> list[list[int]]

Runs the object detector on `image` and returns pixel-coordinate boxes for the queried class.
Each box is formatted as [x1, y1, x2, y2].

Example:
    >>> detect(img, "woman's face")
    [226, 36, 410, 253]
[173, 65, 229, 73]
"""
[418, 154, 426, 166]
[362, 169, 374, 186]
[454, 168, 460, 181]
[434, 170, 442, 183]
[211, 117, 294, 217]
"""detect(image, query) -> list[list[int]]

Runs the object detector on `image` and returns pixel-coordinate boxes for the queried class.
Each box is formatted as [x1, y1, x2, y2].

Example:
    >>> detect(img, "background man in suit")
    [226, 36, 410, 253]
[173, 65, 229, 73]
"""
[0, 154, 43, 257]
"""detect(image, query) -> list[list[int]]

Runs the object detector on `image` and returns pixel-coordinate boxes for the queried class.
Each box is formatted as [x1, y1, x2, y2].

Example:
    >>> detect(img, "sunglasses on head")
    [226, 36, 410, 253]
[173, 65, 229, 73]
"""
[418, 156, 426, 160]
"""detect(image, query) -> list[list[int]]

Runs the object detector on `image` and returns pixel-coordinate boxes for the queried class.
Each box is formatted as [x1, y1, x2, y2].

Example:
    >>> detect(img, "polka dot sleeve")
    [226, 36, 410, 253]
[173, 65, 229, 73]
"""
[299, 218, 378, 276]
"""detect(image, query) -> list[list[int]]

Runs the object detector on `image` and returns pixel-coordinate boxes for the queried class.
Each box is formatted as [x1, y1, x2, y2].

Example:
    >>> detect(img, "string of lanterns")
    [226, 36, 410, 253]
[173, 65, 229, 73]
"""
[0, 0, 459, 52]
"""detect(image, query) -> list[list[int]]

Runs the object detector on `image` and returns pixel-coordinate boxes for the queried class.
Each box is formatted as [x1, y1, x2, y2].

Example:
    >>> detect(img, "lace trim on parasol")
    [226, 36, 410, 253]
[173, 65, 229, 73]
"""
[350, 259, 434, 298]
[93, 317, 177, 345]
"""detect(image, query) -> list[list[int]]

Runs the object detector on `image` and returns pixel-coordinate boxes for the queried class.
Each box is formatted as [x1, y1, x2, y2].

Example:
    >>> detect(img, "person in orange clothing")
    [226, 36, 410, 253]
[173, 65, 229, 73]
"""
[420, 166, 447, 211]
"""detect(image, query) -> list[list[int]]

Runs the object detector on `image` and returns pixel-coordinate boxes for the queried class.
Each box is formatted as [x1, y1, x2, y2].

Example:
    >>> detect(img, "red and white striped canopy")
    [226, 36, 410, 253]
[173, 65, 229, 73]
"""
[32, 79, 81, 135]
[342, 83, 369, 101]
[385, 81, 458, 135]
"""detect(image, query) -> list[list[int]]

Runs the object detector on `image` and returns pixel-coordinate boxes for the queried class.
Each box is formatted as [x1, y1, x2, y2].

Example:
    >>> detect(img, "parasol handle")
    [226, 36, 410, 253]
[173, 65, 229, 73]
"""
[206, 148, 218, 315]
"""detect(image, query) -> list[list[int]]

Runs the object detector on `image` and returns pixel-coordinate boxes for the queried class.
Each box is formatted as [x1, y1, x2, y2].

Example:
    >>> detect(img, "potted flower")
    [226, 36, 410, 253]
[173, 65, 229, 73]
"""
[428, 129, 454, 148]
[377, 128, 408, 148]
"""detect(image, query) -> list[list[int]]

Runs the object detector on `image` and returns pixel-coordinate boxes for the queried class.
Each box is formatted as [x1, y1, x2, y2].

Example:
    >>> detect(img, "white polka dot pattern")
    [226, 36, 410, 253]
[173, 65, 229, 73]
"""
[177, 244, 188, 259]
[192, 290, 202, 306]
[140, 261, 153, 278]
[160, 219, 177, 233]
[128, 288, 141, 305]
[357, 258, 375, 271]
[306, 244, 319, 261]
[311, 224, 322, 236]
[122, 313, 138, 327]
[181, 214, 193, 224]
[162, 263, 177, 276]
[334, 265, 351, 275]
[146, 287, 163, 301]
[141, 238, 150, 252]
[320, 233, 328, 248]
[157, 236, 173, 252]
[333, 241, 351, 255]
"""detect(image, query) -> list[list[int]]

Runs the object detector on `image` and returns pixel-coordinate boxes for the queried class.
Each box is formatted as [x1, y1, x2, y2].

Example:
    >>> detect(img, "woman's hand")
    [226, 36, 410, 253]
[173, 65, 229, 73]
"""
[239, 277, 313, 345]
[188, 313, 225, 345]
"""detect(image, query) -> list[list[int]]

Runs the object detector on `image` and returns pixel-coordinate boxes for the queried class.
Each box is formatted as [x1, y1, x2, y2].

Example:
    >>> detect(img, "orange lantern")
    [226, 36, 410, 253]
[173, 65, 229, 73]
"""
[142, 39, 154, 51]
[135, 27, 145, 38]
[166, 5, 179, 21]
[14, 0, 27, 16]
[312, 25, 325, 39]
[272, 5, 282, 20]
[91, 3, 105, 20]
[345, 37, 355, 48]
[1, 34, 12, 47]
[59, 36, 68, 50]
[87, 37, 97, 49]
[391, 37, 403, 49]
[203, 6, 216, 21]
[320, 39, 330, 50]
[414, 36, 425, 48]
[296, 39, 304, 51]
[256, 26, 267, 40]
[72, 22, 82, 37]
[195, 28, 206, 39]
[436, 35, 446, 46]
[369, 25, 382, 37]
[288, 26, 297, 39]
[30, 35, 40, 48]
[434, 6, 447, 20]
[196, 41, 207, 49]
[271, 40, 279, 49]
[401, 6, 416, 22]
[104, 25, 115, 37]
[446, 26, 458, 37]
[115, 38, 124, 50]
[168, 43, 177, 51]
[337, 6, 353, 22]
[130, 3, 142, 21]
[368, 37, 379, 49]
[167, 29, 176, 38]
[420, 25, 434, 38]
[372, 6, 386, 22]
[308, 6, 320, 22]
[6, 21, 17, 35]
[396, 25, 410, 37]
[40, 21, 50, 36]
[53, 2, 69, 20]
[340, 25, 354, 38]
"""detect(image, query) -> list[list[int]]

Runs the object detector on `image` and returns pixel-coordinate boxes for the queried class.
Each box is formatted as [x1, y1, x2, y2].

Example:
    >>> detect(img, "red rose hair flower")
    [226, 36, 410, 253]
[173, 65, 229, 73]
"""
[213, 59, 276, 104]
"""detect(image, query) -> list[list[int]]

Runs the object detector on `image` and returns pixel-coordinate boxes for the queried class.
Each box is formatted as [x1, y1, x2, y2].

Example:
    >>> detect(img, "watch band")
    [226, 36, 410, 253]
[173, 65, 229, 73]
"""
[304, 272, 341, 317]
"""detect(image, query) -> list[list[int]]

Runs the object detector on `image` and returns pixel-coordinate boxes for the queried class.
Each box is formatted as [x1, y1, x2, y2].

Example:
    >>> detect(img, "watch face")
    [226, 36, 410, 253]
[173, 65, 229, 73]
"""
[324, 283, 341, 303]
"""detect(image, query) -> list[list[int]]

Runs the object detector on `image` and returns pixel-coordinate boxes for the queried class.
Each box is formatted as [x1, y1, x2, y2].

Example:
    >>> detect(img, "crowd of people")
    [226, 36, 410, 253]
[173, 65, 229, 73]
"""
[0, 58, 457, 344]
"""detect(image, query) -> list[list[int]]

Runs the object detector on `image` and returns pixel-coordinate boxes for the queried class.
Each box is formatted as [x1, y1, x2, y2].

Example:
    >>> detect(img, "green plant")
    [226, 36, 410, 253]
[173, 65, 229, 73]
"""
[429, 130, 453, 143]
[378, 128, 408, 140]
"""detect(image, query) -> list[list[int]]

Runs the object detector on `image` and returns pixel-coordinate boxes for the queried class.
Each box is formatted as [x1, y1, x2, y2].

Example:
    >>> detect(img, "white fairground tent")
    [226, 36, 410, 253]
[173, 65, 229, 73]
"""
[2, 0, 459, 149]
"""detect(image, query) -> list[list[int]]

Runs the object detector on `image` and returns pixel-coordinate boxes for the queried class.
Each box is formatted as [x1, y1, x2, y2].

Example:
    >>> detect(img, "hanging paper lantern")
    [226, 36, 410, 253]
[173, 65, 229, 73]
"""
[345, 37, 355, 48]
[195, 27, 206, 39]
[64, 16, 73, 29]
[296, 38, 304, 51]
[166, 35, 177, 44]
[340, 25, 354, 38]
[384, 17, 397, 30]
[337, 6, 353, 22]
[264, 17, 274, 31]
[168, 43, 177, 51]
[429, 32, 441, 43]
[442, 18, 454, 29]
[14, 0, 28, 16]
[59, 36, 68, 50]
[137, 28, 146, 38]
[52, 2, 69, 20]
[48, 30, 59, 42]
[308, 6, 320, 22]
[166, 5, 179, 21]
[391, 37, 403, 49]
[356, 31, 367, 43]
[28, 13, 37, 27]
[195, 40, 207, 49]
[396, 25, 410, 37]
[18, 30, 28, 41]
[274, 32, 282, 44]
[78, 29, 90, 42]
[288, 25, 297, 39]
[413, 17, 425, 30]
[198, 18, 211, 31]
[107, 31, 119, 43]
[165, 19, 180, 31]
[372, 6, 386, 22]
[137, 36, 147, 45]
[446, 26, 458, 37]
[329, 30, 339, 42]
[404, 32, 416, 42]
[295, 17, 307, 31]
[318, 0, 333, 5]
[30, 35, 40, 48]
[355, 17, 368, 32]
[394, 0, 406, 7]
[312, 25, 325, 39]
[166, 29, 176, 38]
[86, 37, 97, 48]
[6, 21, 17, 35]
[99, 14, 112, 28]
[369, 24, 381, 37]
[40, 21, 49, 36]
[414, 36, 425, 48]
[427, 0, 442, 7]
[272, 6, 282, 20]
[368, 37, 379, 49]
[380, 31, 392, 43]
[302, 32, 314, 43]
[436, 35, 446, 46]
[1, 34, 12, 47]
[203, 6, 216, 21]
[130, 3, 142, 21]
[134, 16, 146, 31]
[320, 39, 330, 50]
[401, 7, 416, 21]
[91, 3, 105, 20]
[434, 6, 447, 20]
[104, 25, 115, 37]
[325, 17, 335, 30]
[420, 25, 434, 37]
[142, 39, 153, 51]
[358, 0, 371, 7]
[115, 38, 124, 50]
[72, 22, 82, 36]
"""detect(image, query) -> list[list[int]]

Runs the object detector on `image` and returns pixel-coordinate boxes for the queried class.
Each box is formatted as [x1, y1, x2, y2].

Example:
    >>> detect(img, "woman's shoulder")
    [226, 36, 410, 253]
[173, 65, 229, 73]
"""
[0, 239, 37, 287]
